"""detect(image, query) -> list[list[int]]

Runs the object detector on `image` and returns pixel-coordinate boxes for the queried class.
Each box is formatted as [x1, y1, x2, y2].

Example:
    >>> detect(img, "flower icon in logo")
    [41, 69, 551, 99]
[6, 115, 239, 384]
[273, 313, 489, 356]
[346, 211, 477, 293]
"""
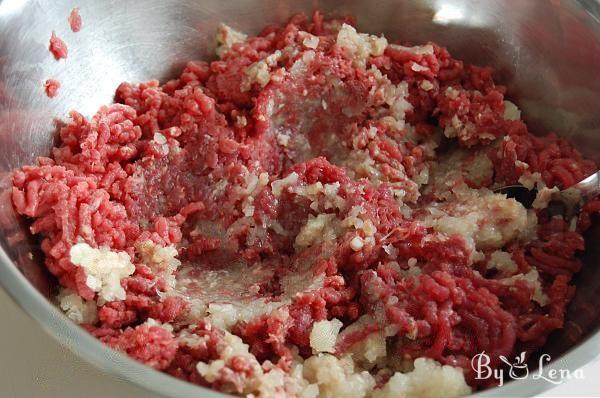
[499, 351, 529, 380]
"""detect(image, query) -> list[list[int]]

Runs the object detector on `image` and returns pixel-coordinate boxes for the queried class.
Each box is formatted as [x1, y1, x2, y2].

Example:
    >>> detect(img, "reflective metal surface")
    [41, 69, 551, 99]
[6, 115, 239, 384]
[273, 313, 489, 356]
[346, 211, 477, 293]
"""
[572, 171, 600, 201]
[0, 1, 599, 397]
[495, 170, 600, 217]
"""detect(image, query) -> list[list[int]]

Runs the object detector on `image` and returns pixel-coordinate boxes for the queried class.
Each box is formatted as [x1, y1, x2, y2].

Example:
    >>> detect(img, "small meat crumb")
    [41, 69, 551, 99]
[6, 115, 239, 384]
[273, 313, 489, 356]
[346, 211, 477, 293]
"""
[49, 31, 68, 60]
[44, 79, 61, 98]
[69, 8, 82, 33]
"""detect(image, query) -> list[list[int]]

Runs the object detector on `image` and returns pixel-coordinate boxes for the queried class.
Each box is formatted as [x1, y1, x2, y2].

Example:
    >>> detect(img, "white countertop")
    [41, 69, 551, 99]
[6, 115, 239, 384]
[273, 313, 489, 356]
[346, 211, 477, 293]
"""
[0, 287, 598, 397]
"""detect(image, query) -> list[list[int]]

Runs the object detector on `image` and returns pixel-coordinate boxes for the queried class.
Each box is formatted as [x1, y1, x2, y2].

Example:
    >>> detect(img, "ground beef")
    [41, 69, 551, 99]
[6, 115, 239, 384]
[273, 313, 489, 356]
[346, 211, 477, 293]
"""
[12, 12, 598, 398]
[101, 321, 179, 370]
[49, 31, 68, 60]
[44, 79, 60, 98]
[69, 8, 82, 33]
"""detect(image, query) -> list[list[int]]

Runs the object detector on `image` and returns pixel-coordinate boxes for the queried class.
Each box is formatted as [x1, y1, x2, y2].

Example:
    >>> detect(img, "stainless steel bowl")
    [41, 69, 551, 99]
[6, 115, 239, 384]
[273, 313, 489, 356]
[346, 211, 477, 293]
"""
[1, 0, 599, 397]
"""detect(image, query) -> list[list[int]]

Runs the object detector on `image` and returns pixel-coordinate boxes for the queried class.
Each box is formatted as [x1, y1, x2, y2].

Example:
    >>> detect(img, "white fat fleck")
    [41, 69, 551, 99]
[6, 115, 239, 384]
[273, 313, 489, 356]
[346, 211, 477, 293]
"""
[215, 23, 247, 58]
[419, 80, 434, 91]
[310, 319, 343, 353]
[243, 204, 255, 217]
[177, 327, 206, 348]
[518, 172, 542, 190]
[532, 186, 560, 209]
[70, 243, 135, 304]
[153, 132, 167, 144]
[137, 241, 181, 290]
[290, 51, 316, 75]
[145, 317, 174, 332]
[429, 192, 534, 252]
[293, 181, 345, 211]
[508, 269, 549, 306]
[410, 63, 430, 72]
[515, 160, 530, 170]
[372, 358, 471, 398]
[57, 287, 98, 324]
[337, 315, 387, 369]
[302, 33, 320, 49]
[342, 206, 377, 237]
[239, 171, 269, 218]
[196, 329, 318, 397]
[271, 172, 299, 196]
[367, 126, 377, 139]
[383, 244, 399, 257]
[206, 302, 282, 331]
[196, 332, 256, 382]
[569, 217, 578, 231]
[487, 250, 518, 276]
[236, 115, 248, 127]
[443, 114, 464, 139]
[503, 100, 521, 121]
[295, 214, 342, 249]
[277, 132, 291, 147]
[350, 236, 365, 251]
[153, 132, 169, 155]
[303, 354, 376, 398]
[336, 23, 388, 66]
[445, 87, 460, 99]
[241, 50, 282, 91]
[389, 43, 434, 55]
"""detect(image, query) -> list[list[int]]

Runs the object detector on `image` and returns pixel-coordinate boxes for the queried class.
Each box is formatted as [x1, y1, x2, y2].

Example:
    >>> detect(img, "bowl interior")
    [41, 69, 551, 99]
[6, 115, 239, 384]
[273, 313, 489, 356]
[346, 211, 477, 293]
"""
[1, 0, 599, 396]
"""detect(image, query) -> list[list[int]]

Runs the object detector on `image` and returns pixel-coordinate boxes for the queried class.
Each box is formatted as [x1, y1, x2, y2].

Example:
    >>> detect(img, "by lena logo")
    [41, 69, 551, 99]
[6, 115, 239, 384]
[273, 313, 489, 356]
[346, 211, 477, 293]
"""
[471, 351, 584, 386]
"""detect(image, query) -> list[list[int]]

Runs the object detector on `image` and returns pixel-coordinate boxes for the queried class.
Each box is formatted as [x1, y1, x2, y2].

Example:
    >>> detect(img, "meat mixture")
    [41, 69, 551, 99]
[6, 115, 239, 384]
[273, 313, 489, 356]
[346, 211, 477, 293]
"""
[13, 13, 599, 398]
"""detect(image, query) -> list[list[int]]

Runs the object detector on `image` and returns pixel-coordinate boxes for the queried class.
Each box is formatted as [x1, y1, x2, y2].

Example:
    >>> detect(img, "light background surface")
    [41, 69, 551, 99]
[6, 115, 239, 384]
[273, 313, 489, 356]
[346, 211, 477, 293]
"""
[0, 287, 597, 397]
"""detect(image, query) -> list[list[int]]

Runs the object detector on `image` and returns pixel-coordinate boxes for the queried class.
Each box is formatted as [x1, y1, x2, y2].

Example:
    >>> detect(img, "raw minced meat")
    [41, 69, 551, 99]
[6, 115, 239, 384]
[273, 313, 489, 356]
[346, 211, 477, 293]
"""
[49, 31, 68, 60]
[44, 79, 61, 97]
[12, 12, 599, 398]
[69, 8, 82, 33]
